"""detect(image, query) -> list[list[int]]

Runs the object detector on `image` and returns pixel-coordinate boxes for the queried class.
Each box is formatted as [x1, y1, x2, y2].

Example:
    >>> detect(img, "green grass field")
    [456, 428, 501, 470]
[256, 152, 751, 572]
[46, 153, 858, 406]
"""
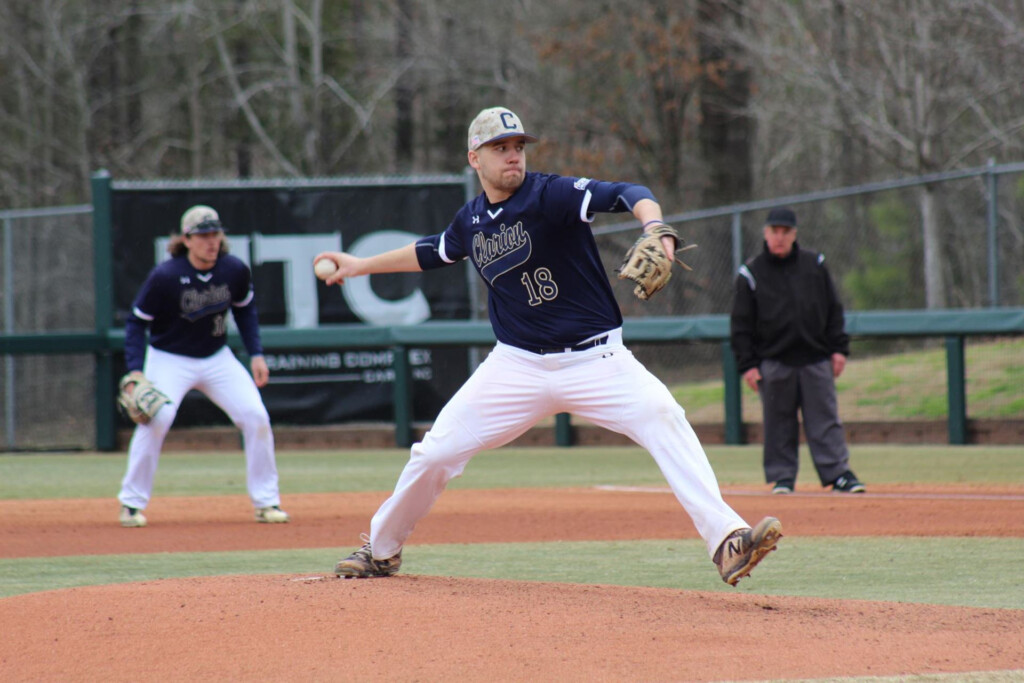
[1, 445, 1022, 609]
[675, 336, 1024, 423]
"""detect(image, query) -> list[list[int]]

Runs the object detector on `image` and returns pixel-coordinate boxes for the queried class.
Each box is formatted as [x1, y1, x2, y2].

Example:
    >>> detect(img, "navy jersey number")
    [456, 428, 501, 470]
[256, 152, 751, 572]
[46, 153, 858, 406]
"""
[520, 268, 559, 306]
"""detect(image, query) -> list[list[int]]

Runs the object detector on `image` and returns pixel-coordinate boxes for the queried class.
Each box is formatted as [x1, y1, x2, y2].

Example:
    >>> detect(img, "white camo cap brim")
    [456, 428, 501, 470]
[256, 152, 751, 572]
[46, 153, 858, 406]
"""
[467, 107, 539, 151]
[180, 205, 224, 234]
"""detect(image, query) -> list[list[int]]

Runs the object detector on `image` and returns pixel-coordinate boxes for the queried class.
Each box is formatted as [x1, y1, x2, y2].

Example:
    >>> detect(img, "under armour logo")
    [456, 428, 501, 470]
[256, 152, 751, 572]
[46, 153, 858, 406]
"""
[472, 215, 480, 224]
[180, 276, 191, 284]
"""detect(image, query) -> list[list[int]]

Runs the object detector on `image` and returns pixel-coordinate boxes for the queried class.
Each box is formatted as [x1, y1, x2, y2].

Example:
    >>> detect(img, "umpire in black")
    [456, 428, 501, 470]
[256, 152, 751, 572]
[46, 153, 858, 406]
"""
[730, 206, 864, 494]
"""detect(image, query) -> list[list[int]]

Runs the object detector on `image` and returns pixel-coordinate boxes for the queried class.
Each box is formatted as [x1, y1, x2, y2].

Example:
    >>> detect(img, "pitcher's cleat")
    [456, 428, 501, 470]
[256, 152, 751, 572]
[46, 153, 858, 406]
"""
[119, 506, 147, 528]
[335, 534, 402, 578]
[714, 516, 783, 586]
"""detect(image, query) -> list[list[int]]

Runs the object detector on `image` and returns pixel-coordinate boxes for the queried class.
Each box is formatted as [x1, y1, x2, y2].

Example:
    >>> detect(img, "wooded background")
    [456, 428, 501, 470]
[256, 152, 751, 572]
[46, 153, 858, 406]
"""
[2, 0, 1024, 312]
[3, 0, 1024, 450]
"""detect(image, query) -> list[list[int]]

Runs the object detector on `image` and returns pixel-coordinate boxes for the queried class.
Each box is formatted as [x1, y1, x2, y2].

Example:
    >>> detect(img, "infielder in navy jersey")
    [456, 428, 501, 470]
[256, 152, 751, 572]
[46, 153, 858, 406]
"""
[117, 205, 289, 527]
[319, 107, 781, 585]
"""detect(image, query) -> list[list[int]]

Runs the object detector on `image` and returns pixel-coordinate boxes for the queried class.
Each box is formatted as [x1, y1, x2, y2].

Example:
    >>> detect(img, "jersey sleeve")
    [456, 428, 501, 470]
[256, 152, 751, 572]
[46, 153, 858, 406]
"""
[124, 268, 169, 372]
[123, 314, 149, 372]
[131, 268, 168, 321]
[229, 258, 254, 305]
[229, 260, 263, 356]
[582, 179, 656, 216]
[432, 211, 472, 265]
[232, 297, 263, 357]
[415, 225, 465, 270]
[544, 176, 657, 226]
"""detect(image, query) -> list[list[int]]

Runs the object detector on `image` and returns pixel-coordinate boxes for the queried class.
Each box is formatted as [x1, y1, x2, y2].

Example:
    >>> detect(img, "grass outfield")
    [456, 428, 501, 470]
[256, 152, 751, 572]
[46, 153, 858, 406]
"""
[3, 444, 1023, 499]
[1, 445, 1022, 610]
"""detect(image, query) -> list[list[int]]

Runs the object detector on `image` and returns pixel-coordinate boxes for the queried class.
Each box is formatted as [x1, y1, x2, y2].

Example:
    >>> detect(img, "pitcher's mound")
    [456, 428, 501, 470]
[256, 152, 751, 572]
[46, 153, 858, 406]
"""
[2, 573, 1022, 681]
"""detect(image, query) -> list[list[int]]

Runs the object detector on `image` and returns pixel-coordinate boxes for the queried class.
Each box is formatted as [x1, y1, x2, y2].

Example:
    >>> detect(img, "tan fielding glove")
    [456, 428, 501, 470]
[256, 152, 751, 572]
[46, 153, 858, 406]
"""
[117, 371, 171, 425]
[617, 223, 697, 300]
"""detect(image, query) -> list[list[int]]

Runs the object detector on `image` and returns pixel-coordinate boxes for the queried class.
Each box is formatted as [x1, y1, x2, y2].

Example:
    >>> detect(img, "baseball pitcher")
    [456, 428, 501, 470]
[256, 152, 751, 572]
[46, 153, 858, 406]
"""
[319, 107, 781, 586]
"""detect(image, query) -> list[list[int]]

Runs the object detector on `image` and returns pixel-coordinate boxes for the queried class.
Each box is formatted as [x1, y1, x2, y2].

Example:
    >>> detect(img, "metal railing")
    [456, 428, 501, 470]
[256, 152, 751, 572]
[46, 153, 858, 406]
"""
[3, 309, 1023, 449]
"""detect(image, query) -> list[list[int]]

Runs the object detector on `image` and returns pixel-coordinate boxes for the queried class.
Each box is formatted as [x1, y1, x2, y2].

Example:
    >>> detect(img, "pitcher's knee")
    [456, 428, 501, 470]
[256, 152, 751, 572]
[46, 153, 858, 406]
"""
[410, 439, 474, 480]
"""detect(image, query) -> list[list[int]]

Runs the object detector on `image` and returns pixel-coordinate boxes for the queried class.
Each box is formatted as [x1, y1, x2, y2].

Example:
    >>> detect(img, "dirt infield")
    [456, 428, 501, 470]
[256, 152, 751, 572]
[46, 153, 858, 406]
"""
[3, 485, 1024, 681]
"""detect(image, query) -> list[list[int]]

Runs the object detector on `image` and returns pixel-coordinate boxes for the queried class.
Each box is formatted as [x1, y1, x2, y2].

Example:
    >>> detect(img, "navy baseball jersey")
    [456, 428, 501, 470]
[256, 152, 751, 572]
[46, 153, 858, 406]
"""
[124, 253, 263, 371]
[419, 172, 644, 351]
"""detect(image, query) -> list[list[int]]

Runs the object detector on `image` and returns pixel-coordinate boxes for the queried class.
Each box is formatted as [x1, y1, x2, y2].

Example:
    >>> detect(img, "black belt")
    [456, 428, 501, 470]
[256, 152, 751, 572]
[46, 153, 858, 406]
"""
[533, 335, 609, 355]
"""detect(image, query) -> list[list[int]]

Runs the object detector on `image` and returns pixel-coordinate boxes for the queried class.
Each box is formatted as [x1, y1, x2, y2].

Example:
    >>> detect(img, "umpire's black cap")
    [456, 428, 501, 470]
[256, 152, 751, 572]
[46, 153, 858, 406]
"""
[765, 206, 797, 228]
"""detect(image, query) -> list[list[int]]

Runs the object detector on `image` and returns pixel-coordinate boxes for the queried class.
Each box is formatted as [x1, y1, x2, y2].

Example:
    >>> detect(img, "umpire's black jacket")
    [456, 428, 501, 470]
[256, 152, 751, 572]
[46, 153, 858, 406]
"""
[730, 241, 850, 374]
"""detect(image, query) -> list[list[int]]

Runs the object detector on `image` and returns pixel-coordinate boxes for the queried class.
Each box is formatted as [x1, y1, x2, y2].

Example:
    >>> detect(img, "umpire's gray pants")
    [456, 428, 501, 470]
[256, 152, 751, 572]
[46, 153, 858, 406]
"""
[758, 358, 850, 486]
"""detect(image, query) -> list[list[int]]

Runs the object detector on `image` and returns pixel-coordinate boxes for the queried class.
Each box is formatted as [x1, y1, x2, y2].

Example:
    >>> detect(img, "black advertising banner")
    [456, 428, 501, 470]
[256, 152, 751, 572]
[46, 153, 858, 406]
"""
[110, 179, 472, 427]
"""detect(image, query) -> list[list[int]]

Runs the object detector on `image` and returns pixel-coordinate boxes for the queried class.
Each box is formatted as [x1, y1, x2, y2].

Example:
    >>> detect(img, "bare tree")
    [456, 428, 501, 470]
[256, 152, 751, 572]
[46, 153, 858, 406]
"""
[728, 0, 1024, 308]
[697, 0, 754, 207]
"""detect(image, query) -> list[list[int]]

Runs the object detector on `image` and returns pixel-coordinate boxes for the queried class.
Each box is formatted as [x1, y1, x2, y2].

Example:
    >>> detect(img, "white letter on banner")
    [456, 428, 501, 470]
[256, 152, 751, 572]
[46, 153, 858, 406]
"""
[343, 231, 430, 325]
[253, 233, 342, 328]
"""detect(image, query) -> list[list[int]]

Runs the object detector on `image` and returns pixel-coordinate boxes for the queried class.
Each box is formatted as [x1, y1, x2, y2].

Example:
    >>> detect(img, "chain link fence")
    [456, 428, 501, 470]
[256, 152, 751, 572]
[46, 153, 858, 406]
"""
[1, 207, 96, 450]
[3, 165, 1023, 450]
[581, 165, 1024, 425]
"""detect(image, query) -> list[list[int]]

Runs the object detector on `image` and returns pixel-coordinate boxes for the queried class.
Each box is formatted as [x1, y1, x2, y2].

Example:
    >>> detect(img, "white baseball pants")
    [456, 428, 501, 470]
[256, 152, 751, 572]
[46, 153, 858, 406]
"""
[369, 329, 749, 559]
[118, 346, 281, 510]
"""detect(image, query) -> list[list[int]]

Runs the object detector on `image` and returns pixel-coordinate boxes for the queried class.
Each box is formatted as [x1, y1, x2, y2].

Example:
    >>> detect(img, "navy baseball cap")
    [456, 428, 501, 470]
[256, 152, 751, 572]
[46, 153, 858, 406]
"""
[467, 107, 539, 151]
[181, 205, 226, 235]
[765, 207, 797, 228]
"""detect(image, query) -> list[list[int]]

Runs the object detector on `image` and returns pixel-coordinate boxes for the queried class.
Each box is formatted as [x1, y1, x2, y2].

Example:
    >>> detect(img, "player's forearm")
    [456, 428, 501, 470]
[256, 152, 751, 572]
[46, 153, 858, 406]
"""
[350, 243, 423, 276]
[633, 198, 664, 230]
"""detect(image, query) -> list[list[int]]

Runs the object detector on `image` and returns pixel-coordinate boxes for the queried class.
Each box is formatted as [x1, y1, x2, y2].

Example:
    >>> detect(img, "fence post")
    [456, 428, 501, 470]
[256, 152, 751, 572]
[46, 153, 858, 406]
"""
[722, 341, 744, 445]
[986, 158, 1000, 307]
[555, 413, 574, 447]
[2, 216, 15, 449]
[392, 344, 413, 448]
[945, 336, 967, 445]
[731, 212, 743, 275]
[92, 170, 117, 452]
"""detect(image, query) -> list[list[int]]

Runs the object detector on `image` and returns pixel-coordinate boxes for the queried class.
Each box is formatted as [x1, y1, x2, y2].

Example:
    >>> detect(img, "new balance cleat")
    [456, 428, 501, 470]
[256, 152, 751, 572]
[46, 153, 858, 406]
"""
[335, 534, 402, 578]
[714, 516, 783, 586]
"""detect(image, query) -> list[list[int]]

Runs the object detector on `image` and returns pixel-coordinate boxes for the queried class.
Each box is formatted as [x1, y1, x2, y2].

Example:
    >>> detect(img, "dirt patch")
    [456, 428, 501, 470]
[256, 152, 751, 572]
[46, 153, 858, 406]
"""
[2, 485, 1022, 559]
[2, 485, 1023, 681]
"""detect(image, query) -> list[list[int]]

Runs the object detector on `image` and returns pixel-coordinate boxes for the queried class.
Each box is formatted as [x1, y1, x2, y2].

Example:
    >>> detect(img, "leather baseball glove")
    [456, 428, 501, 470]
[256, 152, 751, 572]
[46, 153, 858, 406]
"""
[117, 371, 171, 425]
[617, 223, 697, 300]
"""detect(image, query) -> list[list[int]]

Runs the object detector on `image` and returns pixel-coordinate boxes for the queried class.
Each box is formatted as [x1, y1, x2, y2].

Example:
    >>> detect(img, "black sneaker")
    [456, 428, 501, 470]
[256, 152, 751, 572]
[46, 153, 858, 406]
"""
[832, 471, 866, 493]
[771, 479, 795, 495]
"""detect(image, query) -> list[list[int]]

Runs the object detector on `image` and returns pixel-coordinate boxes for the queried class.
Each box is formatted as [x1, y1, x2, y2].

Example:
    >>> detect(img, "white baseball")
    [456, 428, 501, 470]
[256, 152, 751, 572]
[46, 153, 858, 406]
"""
[314, 257, 338, 280]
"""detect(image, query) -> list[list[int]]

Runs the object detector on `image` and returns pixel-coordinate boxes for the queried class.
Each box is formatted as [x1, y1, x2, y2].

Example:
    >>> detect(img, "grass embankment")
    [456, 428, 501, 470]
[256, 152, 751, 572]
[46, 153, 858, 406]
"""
[674, 337, 1024, 423]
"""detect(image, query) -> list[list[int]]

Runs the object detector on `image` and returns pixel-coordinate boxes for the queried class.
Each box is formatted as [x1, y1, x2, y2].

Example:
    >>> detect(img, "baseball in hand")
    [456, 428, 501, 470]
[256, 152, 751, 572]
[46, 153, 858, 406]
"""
[314, 257, 338, 280]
